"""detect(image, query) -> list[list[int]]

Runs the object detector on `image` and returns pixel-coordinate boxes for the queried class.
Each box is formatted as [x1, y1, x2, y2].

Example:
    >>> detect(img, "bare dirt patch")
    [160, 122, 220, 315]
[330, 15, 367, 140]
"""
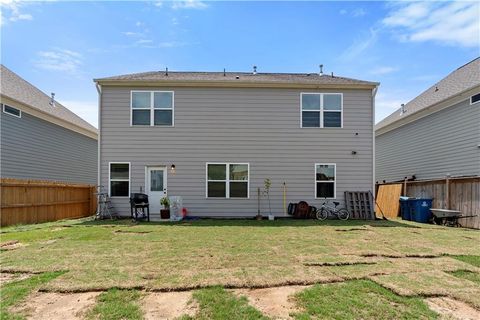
[1, 240, 26, 250]
[0, 272, 32, 284]
[234, 285, 309, 319]
[142, 291, 198, 320]
[425, 297, 480, 320]
[12, 292, 100, 320]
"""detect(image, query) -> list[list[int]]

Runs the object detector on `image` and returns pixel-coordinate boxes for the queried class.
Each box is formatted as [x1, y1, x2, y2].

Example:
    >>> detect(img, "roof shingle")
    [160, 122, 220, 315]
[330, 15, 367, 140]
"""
[376, 57, 480, 131]
[94, 70, 378, 87]
[0, 65, 97, 134]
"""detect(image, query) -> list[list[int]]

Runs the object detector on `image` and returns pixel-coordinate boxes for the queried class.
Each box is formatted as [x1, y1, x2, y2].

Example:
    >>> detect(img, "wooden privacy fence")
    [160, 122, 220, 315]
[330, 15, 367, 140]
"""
[1, 178, 96, 227]
[376, 176, 480, 229]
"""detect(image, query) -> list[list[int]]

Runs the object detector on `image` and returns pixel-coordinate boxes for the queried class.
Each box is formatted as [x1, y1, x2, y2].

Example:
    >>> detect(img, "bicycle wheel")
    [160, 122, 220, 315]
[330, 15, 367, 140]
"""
[337, 208, 350, 220]
[316, 208, 328, 220]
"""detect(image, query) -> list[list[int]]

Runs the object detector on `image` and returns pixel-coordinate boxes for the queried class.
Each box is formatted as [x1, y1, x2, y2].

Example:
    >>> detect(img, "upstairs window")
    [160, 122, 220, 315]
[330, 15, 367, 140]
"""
[206, 163, 249, 198]
[2, 104, 21, 118]
[131, 91, 174, 126]
[315, 164, 336, 198]
[301, 93, 342, 128]
[471, 93, 480, 105]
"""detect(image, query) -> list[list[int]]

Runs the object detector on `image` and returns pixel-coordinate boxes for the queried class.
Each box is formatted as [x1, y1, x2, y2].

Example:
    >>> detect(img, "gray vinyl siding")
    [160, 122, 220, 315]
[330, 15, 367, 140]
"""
[100, 87, 374, 218]
[376, 99, 480, 182]
[1, 110, 97, 184]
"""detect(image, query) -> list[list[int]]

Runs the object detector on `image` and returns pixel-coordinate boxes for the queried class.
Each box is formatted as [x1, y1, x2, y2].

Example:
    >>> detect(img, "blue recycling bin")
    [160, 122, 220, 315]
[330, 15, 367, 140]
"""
[399, 198, 411, 220]
[409, 198, 433, 223]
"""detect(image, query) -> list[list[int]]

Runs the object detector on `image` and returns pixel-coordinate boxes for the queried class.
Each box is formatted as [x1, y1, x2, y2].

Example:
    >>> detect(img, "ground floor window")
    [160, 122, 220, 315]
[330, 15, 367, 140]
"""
[206, 163, 249, 198]
[315, 163, 336, 198]
[109, 163, 130, 197]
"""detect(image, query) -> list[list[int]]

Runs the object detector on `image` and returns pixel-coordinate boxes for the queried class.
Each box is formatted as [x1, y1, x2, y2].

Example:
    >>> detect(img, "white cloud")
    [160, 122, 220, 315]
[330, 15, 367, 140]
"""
[59, 99, 98, 128]
[383, 1, 480, 48]
[0, 0, 33, 25]
[339, 8, 366, 17]
[370, 66, 398, 76]
[123, 31, 144, 37]
[352, 8, 366, 17]
[171, 0, 208, 10]
[339, 28, 378, 61]
[34, 48, 83, 74]
[138, 41, 188, 48]
[136, 39, 153, 44]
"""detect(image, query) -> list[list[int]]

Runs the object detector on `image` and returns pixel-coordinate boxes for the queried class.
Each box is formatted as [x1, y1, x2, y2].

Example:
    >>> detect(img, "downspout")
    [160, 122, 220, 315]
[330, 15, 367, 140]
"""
[95, 82, 102, 188]
[372, 85, 379, 196]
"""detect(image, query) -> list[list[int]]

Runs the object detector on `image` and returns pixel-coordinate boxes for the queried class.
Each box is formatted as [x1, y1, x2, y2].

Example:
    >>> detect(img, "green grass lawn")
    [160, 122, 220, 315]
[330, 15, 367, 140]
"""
[86, 289, 143, 320]
[1, 218, 479, 319]
[293, 279, 437, 320]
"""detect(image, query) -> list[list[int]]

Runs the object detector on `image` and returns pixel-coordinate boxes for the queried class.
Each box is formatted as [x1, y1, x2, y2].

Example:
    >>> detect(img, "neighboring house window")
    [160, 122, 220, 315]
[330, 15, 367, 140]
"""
[301, 93, 342, 128]
[315, 164, 336, 198]
[131, 91, 174, 126]
[206, 163, 249, 198]
[109, 163, 130, 197]
[2, 104, 21, 118]
[471, 93, 480, 105]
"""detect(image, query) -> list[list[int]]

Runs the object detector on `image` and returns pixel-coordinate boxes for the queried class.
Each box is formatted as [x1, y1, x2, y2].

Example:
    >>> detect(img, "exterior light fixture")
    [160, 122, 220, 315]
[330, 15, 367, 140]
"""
[170, 164, 176, 175]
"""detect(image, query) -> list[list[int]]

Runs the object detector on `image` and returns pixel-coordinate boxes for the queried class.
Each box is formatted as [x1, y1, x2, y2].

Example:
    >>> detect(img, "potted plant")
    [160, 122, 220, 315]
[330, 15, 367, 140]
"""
[160, 196, 170, 219]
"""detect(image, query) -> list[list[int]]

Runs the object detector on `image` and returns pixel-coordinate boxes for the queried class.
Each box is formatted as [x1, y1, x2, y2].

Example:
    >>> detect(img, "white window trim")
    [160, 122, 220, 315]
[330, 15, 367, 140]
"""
[205, 162, 250, 199]
[300, 93, 343, 128]
[130, 90, 174, 127]
[314, 163, 336, 199]
[470, 93, 480, 105]
[108, 162, 131, 198]
[2, 104, 22, 118]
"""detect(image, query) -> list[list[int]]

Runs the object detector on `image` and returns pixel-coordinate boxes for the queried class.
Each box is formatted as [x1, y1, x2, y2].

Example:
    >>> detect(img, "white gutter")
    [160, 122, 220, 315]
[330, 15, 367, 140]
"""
[372, 85, 379, 195]
[95, 82, 102, 188]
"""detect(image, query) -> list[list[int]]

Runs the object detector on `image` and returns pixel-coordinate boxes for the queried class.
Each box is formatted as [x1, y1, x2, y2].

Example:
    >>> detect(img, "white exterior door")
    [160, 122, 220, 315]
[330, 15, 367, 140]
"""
[146, 167, 167, 214]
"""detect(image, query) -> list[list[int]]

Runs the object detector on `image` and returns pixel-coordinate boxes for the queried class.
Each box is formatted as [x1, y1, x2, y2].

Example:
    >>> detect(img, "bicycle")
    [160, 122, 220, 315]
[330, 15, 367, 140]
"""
[315, 199, 350, 220]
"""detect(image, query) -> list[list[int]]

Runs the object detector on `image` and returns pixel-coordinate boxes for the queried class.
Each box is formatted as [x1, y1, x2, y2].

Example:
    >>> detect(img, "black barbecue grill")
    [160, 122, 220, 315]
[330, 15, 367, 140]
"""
[129, 193, 150, 222]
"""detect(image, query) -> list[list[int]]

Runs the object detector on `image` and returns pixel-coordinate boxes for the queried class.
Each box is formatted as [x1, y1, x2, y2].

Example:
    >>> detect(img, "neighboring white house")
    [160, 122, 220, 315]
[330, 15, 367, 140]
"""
[375, 58, 480, 183]
[94, 69, 378, 218]
[0, 65, 98, 184]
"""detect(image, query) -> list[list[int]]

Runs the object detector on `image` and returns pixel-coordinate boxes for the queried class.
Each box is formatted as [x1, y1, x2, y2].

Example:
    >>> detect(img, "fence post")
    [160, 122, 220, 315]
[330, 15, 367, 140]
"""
[445, 174, 450, 210]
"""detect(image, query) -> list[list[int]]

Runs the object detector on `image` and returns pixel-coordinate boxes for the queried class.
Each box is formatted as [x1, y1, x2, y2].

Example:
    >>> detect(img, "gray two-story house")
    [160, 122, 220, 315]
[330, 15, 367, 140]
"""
[94, 69, 378, 218]
[376, 58, 480, 182]
[1, 65, 98, 184]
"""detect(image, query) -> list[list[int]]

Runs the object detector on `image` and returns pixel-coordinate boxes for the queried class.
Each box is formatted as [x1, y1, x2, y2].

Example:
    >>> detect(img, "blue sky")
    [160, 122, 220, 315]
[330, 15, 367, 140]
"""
[1, 0, 479, 127]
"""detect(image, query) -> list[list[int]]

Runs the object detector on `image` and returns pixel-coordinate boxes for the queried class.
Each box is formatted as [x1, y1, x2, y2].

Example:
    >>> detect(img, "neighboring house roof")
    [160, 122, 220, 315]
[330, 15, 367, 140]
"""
[376, 57, 480, 132]
[94, 70, 379, 88]
[0, 65, 98, 137]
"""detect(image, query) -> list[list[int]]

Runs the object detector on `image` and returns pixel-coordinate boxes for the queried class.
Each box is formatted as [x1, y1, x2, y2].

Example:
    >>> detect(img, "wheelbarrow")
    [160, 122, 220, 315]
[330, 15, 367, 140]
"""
[430, 208, 473, 227]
